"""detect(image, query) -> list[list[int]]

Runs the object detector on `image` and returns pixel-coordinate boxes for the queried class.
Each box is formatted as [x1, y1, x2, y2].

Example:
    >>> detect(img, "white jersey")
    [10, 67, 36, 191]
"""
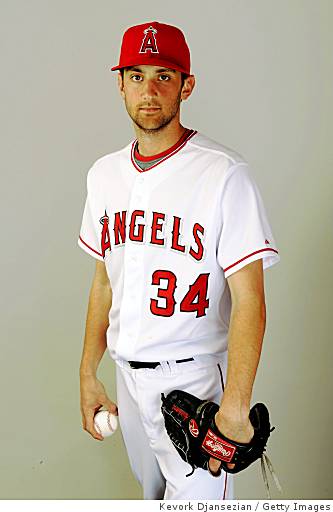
[77, 129, 280, 362]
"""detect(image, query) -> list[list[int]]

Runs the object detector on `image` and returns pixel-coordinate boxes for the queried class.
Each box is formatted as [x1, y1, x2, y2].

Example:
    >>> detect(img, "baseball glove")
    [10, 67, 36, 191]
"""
[161, 389, 282, 498]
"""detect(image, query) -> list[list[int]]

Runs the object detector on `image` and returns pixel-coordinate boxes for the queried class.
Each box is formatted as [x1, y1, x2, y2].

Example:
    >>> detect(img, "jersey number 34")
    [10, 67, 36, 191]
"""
[150, 270, 210, 318]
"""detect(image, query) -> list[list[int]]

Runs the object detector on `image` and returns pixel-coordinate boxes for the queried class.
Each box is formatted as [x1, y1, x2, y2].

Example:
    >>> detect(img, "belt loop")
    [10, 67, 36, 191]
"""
[116, 359, 125, 370]
[167, 359, 178, 373]
[160, 360, 172, 374]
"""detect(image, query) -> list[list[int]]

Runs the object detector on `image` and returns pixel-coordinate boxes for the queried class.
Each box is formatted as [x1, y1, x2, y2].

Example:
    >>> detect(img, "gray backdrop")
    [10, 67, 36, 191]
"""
[1, 0, 332, 500]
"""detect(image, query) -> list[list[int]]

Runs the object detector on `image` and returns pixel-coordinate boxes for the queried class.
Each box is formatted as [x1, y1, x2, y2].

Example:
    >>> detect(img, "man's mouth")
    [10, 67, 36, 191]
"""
[139, 107, 161, 112]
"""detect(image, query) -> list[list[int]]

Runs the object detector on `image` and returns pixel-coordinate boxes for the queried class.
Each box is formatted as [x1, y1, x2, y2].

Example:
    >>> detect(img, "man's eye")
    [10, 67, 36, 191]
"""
[129, 74, 170, 82]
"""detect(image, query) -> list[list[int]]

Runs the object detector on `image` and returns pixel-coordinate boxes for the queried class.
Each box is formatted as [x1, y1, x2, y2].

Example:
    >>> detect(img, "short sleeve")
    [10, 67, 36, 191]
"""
[217, 163, 280, 278]
[77, 167, 104, 261]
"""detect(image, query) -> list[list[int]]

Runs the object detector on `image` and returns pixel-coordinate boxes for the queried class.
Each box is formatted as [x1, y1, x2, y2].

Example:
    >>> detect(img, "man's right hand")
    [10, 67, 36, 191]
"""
[80, 374, 118, 441]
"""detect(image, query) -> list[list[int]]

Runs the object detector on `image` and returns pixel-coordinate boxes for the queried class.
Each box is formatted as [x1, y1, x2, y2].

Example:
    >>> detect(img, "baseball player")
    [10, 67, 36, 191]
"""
[78, 21, 280, 500]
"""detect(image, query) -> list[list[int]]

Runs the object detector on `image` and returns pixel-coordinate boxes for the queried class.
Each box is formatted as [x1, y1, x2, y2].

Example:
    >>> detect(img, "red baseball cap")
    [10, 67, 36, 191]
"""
[110, 21, 191, 75]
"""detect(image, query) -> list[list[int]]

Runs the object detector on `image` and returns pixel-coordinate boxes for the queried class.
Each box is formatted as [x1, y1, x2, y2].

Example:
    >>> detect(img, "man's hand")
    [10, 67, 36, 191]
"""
[208, 412, 254, 474]
[80, 374, 118, 441]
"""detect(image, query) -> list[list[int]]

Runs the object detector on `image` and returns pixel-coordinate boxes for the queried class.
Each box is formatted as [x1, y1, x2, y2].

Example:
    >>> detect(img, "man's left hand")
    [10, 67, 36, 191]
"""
[208, 413, 255, 474]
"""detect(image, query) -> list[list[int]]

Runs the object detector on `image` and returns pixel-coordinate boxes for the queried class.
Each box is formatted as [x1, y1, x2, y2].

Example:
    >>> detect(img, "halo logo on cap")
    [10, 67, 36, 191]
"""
[139, 26, 159, 54]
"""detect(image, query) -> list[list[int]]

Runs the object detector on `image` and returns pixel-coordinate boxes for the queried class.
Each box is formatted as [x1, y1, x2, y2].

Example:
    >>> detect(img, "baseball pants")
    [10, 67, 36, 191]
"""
[114, 351, 234, 500]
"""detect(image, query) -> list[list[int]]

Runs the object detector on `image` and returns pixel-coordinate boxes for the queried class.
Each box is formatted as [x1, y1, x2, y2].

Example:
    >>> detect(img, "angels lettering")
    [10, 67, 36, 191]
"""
[99, 208, 205, 261]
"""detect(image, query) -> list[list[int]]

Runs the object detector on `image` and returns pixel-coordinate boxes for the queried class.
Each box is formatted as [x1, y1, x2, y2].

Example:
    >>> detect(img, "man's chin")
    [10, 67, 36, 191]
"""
[134, 119, 165, 131]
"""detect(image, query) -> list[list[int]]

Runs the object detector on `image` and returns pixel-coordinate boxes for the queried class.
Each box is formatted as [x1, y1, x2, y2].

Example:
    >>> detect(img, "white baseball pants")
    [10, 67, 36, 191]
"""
[114, 352, 234, 500]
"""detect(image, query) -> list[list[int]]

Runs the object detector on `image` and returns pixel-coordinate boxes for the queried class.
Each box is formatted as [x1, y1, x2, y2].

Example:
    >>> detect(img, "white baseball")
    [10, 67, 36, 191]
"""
[94, 410, 118, 438]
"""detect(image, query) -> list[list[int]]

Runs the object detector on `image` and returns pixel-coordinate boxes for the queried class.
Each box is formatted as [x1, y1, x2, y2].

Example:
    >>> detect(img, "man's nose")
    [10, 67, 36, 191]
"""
[141, 78, 158, 98]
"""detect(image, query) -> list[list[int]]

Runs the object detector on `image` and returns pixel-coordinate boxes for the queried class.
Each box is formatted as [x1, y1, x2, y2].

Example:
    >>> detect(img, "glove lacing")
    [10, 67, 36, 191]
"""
[260, 452, 282, 499]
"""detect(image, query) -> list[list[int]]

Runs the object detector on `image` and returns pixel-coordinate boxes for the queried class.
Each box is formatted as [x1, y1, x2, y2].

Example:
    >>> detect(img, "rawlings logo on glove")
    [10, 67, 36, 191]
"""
[202, 430, 236, 461]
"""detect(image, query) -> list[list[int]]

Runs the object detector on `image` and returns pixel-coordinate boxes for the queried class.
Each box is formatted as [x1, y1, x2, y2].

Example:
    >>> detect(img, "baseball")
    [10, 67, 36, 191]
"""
[94, 410, 118, 438]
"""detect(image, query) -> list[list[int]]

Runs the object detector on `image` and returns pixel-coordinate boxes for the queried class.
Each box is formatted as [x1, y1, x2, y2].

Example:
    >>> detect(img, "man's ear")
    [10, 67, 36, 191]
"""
[117, 72, 125, 99]
[181, 75, 196, 101]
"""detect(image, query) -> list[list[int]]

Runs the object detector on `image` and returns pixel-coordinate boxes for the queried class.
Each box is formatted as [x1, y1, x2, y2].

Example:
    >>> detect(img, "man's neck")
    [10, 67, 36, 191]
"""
[134, 122, 187, 157]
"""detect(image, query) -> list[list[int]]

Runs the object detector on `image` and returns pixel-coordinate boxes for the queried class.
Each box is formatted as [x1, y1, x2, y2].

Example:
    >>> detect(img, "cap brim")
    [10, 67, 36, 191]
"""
[109, 60, 190, 75]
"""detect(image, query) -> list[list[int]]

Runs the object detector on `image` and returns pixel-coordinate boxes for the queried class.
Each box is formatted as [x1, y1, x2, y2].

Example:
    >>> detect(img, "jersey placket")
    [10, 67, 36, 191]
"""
[118, 172, 149, 358]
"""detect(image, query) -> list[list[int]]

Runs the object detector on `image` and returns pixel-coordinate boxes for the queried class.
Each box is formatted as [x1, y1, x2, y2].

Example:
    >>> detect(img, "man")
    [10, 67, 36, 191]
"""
[78, 21, 280, 500]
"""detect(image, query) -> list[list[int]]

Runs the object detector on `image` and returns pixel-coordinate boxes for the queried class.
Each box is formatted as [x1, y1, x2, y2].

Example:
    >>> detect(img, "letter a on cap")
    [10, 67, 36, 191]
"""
[139, 26, 159, 54]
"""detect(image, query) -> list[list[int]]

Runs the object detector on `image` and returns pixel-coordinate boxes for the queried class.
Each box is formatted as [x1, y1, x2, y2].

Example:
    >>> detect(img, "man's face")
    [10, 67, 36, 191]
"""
[118, 65, 184, 133]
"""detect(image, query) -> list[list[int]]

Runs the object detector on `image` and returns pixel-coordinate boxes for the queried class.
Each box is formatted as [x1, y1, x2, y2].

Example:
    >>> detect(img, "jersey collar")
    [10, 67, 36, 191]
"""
[130, 128, 197, 173]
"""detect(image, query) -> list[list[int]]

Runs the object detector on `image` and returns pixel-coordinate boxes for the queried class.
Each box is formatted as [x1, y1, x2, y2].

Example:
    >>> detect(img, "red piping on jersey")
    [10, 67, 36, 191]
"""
[79, 235, 103, 258]
[223, 247, 279, 273]
[130, 128, 197, 173]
